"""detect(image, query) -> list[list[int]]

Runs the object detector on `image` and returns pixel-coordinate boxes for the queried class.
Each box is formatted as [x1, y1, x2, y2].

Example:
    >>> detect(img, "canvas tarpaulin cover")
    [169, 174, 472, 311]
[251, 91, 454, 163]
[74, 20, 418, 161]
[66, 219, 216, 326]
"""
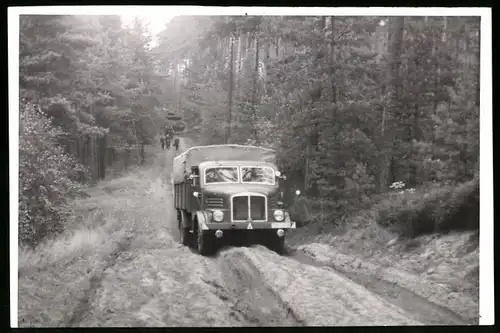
[172, 144, 277, 184]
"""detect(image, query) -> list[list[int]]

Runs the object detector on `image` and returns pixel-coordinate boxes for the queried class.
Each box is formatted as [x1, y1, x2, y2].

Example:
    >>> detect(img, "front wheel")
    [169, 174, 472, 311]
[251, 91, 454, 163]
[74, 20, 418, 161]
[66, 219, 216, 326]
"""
[197, 229, 215, 256]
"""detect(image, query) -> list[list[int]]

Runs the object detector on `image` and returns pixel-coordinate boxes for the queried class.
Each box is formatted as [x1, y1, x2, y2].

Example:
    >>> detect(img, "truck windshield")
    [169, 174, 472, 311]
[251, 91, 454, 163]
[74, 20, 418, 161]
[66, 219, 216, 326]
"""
[205, 167, 239, 184]
[241, 166, 275, 185]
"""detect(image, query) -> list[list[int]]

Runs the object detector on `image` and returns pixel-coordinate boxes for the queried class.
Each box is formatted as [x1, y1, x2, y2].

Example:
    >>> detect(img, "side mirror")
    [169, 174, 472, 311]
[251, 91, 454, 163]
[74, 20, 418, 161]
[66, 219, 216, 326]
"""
[275, 171, 287, 180]
[189, 174, 199, 187]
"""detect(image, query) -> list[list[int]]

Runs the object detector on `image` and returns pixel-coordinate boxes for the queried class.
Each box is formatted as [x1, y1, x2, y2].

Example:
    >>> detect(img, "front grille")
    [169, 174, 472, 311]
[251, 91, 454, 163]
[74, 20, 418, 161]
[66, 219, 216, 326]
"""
[205, 197, 224, 208]
[232, 195, 266, 221]
[250, 196, 266, 220]
[233, 196, 249, 220]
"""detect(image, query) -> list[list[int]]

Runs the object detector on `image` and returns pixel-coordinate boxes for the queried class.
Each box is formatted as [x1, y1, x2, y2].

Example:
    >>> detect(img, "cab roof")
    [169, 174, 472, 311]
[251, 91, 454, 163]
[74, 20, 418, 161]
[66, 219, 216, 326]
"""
[172, 144, 277, 184]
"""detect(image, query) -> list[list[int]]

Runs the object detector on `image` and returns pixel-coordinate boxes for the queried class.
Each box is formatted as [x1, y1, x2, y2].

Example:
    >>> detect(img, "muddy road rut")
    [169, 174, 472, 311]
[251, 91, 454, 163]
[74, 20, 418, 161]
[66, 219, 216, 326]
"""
[20, 139, 472, 327]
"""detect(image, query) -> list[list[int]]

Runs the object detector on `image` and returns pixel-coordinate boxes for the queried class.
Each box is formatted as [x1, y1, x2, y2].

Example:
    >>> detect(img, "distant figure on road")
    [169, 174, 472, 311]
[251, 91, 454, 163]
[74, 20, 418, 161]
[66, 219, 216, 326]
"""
[165, 135, 171, 149]
[160, 136, 165, 150]
[174, 137, 180, 151]
[164, 125, 174, 149]
[164, 125, 174, 138]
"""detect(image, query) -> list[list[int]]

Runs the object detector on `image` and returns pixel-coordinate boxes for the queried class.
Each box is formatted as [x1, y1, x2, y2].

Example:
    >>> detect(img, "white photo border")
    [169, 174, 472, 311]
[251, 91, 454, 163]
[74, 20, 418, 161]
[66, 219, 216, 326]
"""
[8, 6, 493, 327]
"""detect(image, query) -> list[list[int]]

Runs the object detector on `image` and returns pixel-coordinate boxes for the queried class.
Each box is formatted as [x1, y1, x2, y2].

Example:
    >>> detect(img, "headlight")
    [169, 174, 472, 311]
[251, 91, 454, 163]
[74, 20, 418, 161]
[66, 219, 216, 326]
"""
[273, 209, 285, 222]
[212, 210, 224, 222]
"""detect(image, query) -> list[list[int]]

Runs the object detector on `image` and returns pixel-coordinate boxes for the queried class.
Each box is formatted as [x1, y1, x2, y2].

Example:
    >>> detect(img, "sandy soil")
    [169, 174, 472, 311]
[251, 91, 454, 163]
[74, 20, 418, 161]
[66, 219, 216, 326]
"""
[287, 213, 479, 325]
[18, 139, 473, 327]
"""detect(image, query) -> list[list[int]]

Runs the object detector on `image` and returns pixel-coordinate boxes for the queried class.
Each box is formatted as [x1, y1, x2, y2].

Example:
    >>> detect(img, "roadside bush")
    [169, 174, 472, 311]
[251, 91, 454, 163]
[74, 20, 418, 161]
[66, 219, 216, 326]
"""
[289, 197, 341, 227]
[19, 104, 86, 247]
[290, 195, 371, 228]
[375, 178, 479, 238]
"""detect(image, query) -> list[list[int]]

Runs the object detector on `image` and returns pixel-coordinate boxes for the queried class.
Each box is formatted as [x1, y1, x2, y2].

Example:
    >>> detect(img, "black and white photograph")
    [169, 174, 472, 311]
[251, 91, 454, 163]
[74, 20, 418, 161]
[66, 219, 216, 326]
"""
[8, 6, 493, 327]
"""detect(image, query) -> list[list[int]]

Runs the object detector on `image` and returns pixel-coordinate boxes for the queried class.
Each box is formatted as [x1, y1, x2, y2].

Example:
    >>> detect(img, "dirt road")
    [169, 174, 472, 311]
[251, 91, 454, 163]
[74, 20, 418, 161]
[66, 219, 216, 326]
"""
[19, 139, 471, 327]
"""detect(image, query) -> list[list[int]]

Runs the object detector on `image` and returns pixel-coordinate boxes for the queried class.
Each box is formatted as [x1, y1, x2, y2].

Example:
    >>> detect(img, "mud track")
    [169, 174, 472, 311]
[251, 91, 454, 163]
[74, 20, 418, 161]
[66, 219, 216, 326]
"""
[287, 248, 471, 325]
[19, 138, 471, 327]
[218, 248, 305, 326]
[65, 236, 133, 327]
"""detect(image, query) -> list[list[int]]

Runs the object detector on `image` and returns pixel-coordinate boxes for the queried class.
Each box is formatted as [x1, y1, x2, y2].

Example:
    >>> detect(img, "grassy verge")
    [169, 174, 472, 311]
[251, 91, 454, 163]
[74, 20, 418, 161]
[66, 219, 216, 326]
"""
[288, 178, 479, 322]
[18, 147, 163, 327]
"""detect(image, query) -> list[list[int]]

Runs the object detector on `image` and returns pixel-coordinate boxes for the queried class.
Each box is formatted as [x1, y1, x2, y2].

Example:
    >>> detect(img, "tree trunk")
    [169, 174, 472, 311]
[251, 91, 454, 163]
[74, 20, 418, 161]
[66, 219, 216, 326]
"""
[85, 136, 89, 182]
[252, 31, 260, 143]
[76, 136, 84, 182]
[304, 138, 311, 192]
[177, 73, 182, 115]
[475, 29, 480, 107]
[329, 16, 337, 106]
[172, 62, 178, 96]
[92, 135, 98, 181]
[237, 29, 244, 73]
[99, 135, 106, 179]
[379, 17, 404, 191]
[225, 35, 235, 144]
[434, 17, 448, 114]
[275, 36, 280, 59]
[408, 104, 420, 187]
[265, 38, 270, 61]
[140, 144, 145, 165]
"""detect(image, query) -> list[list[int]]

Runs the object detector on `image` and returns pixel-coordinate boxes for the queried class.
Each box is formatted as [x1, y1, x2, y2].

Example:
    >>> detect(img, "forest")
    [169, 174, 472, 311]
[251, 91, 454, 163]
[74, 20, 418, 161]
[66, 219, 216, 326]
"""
[18, 15, 480, 247]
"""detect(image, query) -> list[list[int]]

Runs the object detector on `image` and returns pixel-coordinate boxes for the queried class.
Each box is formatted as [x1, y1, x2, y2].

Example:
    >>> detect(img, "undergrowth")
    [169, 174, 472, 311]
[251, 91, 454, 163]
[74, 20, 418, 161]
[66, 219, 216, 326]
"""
[375, 178, 479, 238]
[291, 177, 479, 240]
[18, 171, 146, 274]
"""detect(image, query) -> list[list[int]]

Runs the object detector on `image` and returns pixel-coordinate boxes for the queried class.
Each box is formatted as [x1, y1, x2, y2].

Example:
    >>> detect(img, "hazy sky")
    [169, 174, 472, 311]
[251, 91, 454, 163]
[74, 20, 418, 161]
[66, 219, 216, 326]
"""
[121, 14, 173, 46]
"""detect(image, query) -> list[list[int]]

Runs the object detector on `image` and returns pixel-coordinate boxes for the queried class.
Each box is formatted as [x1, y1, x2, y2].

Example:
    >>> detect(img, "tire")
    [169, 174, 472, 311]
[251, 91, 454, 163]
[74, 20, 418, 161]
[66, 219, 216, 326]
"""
[197, 228, 215, 256]
[179, 221, 190, 246]
[177, 210, 191, 246]
[274, 236, 286, 255]
[265, 233, 285, 255]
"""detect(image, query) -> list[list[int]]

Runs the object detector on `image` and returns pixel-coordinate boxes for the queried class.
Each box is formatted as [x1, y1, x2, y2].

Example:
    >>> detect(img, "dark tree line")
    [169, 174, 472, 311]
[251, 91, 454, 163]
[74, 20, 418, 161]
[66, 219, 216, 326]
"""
[155, 16, 479, 199]
[19, 15, 168, 246]
[19, 15, 480, 246]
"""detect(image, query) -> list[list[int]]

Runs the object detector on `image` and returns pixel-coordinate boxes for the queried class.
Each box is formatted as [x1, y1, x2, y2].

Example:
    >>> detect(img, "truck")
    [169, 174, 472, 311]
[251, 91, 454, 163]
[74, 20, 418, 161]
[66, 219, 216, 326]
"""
[173, 144, 298, 256]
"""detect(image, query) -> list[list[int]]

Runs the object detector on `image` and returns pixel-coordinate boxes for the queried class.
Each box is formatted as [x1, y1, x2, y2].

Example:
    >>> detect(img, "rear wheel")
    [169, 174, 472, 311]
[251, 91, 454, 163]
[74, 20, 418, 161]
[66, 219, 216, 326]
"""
[179, 223, 191, 246]
[177, 210, 191, 246]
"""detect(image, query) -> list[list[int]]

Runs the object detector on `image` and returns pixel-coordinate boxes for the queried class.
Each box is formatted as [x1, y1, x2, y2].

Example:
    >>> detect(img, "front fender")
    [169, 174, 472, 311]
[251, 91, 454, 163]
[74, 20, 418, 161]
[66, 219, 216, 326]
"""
[195, 211, 212, 230]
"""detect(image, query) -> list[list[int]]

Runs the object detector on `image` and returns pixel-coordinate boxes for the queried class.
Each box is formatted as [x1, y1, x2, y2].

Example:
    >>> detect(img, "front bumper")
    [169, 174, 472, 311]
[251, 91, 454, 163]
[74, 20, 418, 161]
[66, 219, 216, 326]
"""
[198, 221, 296, 231]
